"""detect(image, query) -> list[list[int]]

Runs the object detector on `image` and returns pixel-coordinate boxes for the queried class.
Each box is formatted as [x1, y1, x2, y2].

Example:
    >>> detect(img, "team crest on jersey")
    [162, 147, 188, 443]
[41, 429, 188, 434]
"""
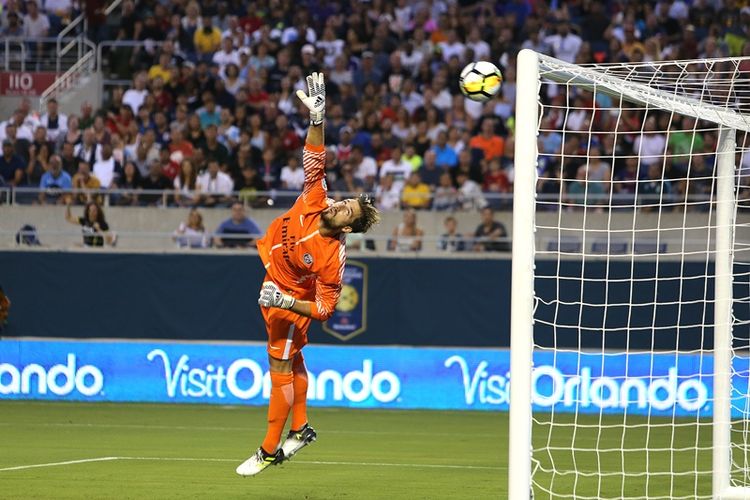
[321, 179, 327, 191]
[303, 253, 314, 266]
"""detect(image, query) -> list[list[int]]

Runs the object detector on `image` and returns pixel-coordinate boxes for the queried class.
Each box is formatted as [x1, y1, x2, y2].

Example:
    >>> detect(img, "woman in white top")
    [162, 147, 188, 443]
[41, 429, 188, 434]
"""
[173, 208, 209, 248]
[389, 210, 424, 252]
[173, 159, 200, 207]
[248, 114, 267, 151]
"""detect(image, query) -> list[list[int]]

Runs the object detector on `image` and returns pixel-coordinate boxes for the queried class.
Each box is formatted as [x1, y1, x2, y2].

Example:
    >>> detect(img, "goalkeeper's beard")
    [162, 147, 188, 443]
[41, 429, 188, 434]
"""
[320, 208, 343, 233]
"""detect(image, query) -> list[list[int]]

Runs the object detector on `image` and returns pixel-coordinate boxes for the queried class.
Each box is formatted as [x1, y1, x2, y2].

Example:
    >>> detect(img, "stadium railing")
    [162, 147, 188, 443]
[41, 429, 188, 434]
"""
[0, 186, 723, 210]
[0, 226, 513, 254]
[0, 36, 90, 73]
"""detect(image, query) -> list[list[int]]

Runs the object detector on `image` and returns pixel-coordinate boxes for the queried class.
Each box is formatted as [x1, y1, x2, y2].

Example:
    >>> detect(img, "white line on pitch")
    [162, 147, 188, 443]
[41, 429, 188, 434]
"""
[0, 457, 119, 472]
[116, 456, 503, 470]
[0, 422, 487, 437]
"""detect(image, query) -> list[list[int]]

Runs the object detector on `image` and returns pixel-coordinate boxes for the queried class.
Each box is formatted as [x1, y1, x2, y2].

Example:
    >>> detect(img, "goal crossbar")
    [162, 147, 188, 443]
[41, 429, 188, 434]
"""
[537, 53, 750, 133]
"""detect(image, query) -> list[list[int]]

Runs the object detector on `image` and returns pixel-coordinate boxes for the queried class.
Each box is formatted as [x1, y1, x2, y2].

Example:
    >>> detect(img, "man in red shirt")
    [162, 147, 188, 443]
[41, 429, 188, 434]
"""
[236, 73, 380, 476]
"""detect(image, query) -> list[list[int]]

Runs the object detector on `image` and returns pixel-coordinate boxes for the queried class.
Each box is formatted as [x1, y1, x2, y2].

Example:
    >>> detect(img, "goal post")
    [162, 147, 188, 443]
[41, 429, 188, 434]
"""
[509, 49, 750, 499]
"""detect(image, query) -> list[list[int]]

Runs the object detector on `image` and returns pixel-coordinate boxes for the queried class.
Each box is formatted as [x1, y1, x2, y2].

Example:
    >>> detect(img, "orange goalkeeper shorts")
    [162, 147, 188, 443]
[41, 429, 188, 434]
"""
[262, 305, 311, 360]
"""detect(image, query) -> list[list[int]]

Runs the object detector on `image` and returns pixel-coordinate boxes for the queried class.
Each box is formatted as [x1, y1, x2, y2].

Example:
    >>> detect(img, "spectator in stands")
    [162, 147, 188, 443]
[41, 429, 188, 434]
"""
[3, 124, 29, 161]
[380, 145, 413, 193]
[483, 158, 511, 209]
[438, 216, 466, 252]
[40, 99, 67, 145]
[544, 21, 583, 64]
[148, 53, 173, 83]
[389, 209, 424, 252]
[65, 200, 115, 247]
[473, 207, 510, 252]
[470, 118, 505, 162]
[258, 148, 281, 190]
[432, 130, 458, 169]
[401, 171, 431, 210]
[23, 1, 50, 67]
[200, 124, 229, 169]
[639, 163, 673, 212]
[195, 15, 222, 62]
[537, 163, 564, 210]
[25, 142, 50, 188]
[62, 115, 82, 147]
[0, 140, 25, 186]
[198, 92, 222, 129]
[418, 150, 441, 188]
[140, 159, 171, 206]
[213, 201, 261, 248]
[351, 145, 378, 191]
[353, 51, 384, 93]
[60, 141, 78, 175]
[2, 12, 23, 37]
[173, 158, 199, 207]
[331, 161, 365, 201]
[235, 166, 268, 208]
[566, 165, 606, 210]
[122, 73, 149, 116]
[173, 208, 209, 248]
[432, 172, 459, 212]
[279, 156, 304, 192]
[72, 160, 102, 205]
[197, 158, 234, 207]
[457, 171, 487, 211]
[375, 173, 401, 211]
[112, 160, 142, 206]
[74, 128, 102, 166]
[633, 116, 667, 167]
[92, 143, 121, 190]
[38, 155, 71, 205]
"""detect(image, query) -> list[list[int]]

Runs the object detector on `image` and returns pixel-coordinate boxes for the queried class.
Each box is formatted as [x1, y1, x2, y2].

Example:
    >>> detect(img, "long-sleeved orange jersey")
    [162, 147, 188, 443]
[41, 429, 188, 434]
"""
[256, 143, 345, 321]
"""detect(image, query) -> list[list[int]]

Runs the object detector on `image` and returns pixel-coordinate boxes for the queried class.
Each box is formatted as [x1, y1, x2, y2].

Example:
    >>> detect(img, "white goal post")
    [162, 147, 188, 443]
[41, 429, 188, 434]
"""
[509, 49, 750, 499]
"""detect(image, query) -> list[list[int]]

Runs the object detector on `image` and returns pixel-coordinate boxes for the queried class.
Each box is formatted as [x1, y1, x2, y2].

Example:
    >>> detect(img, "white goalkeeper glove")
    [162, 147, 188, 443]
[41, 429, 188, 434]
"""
[258, 281, 296, 310]
[296, 72, 325, 126]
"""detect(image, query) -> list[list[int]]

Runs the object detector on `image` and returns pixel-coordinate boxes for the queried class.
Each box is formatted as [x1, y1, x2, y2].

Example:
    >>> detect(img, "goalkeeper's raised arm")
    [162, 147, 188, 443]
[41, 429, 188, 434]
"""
[296, 72, 327, 194]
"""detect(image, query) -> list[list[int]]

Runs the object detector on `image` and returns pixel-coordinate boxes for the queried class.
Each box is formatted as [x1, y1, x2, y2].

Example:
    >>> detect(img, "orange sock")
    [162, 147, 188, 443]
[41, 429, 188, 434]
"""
[261, 371, 294, 454]
[291, 354, 309, 431]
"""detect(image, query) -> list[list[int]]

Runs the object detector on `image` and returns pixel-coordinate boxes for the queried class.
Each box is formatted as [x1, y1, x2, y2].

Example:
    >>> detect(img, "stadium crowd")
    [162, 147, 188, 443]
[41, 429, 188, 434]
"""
[1, 0, 749, 246]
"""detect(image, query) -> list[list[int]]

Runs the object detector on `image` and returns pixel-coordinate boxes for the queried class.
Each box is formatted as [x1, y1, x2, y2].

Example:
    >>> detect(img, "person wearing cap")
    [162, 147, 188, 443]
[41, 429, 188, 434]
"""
[300, 43, 321, 74]
[0, 140, 25, 186]
[352, 51, 383, 93]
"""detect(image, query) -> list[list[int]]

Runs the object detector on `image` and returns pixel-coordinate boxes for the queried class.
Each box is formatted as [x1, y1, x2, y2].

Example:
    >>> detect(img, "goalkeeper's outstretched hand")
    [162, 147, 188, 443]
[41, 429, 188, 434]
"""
[258, 281, 296, 310]
[296, 72, 325, 126]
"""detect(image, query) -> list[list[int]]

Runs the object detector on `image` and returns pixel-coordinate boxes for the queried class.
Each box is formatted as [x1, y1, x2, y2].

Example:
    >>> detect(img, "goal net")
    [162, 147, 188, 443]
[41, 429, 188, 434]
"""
[509, 50, 750, 499]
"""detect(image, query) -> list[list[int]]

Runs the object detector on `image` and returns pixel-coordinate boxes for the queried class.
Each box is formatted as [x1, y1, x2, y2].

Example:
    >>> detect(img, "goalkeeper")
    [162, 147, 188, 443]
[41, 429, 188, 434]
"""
[236, 72, 380, 477]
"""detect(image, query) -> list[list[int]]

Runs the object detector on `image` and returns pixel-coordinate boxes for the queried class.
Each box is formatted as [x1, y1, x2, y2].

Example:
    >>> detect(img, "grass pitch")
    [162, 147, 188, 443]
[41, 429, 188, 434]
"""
[0, 402, 715, 499]
[0, 402, 505, 499]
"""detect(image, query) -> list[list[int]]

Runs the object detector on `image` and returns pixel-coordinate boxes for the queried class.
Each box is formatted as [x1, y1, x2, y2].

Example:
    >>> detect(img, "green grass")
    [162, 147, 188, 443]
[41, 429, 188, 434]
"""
[0, 402, 717, 499]
[0, 402, 506, 499]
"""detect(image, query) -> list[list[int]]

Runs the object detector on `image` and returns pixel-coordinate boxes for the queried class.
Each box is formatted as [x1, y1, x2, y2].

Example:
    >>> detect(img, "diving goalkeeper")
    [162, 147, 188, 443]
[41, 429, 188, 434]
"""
[236, 72, 380, 477]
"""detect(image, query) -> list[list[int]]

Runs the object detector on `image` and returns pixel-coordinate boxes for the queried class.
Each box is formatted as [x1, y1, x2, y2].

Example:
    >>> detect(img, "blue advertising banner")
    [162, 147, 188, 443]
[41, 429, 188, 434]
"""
[1, 339, 748, 417]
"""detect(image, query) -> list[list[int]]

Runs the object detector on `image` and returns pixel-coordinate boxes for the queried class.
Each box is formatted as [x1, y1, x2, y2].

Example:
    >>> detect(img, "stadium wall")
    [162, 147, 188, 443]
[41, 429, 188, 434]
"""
[1, 251, 748, 350]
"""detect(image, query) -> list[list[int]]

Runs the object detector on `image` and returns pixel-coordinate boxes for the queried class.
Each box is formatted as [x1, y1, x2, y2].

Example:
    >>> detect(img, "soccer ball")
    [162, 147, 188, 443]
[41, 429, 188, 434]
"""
[459, 61, 503, 102]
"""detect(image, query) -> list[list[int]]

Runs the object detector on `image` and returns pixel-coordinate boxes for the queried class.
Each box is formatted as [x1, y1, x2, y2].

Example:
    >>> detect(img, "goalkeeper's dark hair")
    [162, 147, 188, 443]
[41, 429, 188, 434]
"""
[350, 194, 381, 233]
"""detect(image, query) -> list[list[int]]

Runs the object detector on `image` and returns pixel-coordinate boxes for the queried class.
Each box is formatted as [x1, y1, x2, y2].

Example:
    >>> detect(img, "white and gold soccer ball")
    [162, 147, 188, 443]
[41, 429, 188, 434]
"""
[459, 61, 503, 102]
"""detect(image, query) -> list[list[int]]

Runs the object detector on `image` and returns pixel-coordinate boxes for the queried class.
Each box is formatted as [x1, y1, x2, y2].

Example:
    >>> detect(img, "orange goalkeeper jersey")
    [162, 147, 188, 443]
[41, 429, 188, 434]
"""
[256, 143, 346, 321]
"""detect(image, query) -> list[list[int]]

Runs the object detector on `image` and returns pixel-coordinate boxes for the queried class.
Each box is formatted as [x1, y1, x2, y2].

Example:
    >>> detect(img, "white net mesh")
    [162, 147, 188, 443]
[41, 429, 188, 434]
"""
[530, 55, 750, 499]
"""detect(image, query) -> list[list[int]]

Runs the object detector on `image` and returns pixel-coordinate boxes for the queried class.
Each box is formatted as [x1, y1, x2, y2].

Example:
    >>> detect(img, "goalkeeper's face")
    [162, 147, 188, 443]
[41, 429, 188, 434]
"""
[321, 199, 361, 234]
